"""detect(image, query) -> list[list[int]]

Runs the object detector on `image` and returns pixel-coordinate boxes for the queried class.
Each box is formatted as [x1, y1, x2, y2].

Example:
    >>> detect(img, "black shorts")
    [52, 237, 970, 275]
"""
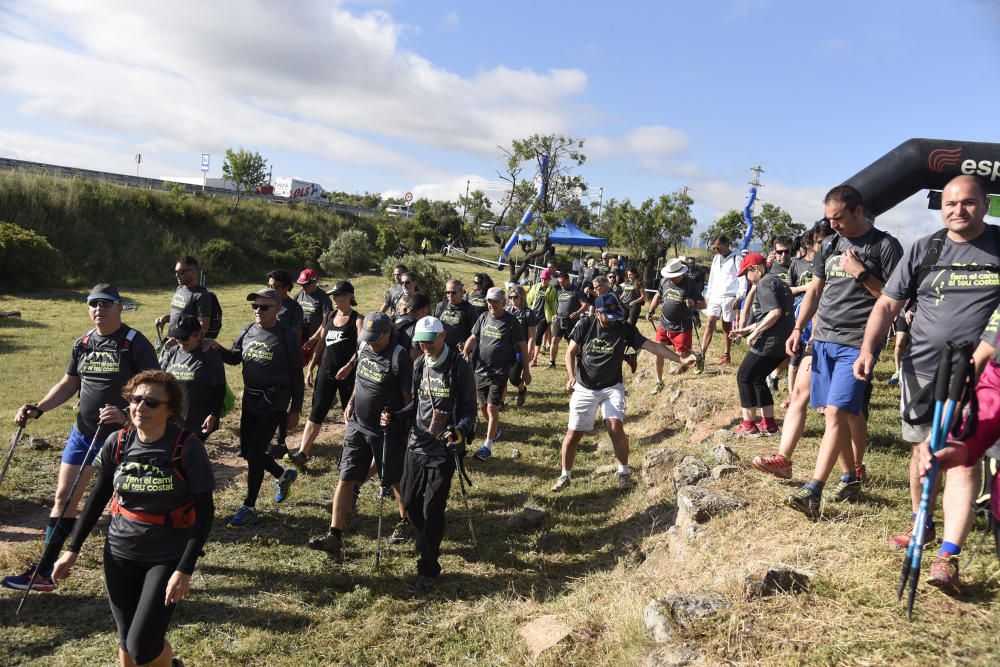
[339, 423, 406, 484]
[476, 374, 507, 406]
[895, 313, 910, 335]
[309, 370, 355, 424]
[552, 316, 575, 338]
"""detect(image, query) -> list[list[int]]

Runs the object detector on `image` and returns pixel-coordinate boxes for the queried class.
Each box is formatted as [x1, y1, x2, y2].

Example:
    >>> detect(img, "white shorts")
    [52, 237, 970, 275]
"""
[568, 383, 627, 432]
[703, 296, 737, 323]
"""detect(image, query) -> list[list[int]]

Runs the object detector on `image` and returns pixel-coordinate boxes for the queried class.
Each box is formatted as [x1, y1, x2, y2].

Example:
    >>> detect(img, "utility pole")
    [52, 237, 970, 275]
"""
[597, 185, 604, 222]
[748, 165, 764, 217]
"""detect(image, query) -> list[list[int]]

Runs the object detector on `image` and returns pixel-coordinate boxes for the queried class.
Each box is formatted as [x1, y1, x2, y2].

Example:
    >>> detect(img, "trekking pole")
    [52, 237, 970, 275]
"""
[690, 316, 705, 373]
[0, 423, 26, 487]
[374, 427, 389, 568]
[449, 443, 478, 555]
[155, 322, 165, 354]
[17, 423, 105, 616]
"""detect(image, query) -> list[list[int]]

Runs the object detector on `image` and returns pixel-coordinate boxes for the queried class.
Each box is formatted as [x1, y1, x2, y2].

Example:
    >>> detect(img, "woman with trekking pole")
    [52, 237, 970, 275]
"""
[52, 370, 215, 667]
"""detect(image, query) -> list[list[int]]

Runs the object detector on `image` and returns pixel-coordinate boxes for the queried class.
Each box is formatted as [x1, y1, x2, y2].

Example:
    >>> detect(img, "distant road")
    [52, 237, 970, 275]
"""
[0, 156, 379, 218]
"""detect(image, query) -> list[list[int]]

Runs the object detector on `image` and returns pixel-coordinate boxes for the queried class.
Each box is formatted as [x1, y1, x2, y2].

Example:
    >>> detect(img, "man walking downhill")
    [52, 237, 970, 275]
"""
[386, 316, 477, 594]
[549, 272, 588, 369]
[295, 268, 333, 365]
[552, 293, 696, 493]
[853, 175, 1000, 589]
[700, 235, 741, 365]
[463, 287, 531, 462]
[784, 185, 902, 518]
[647, 258, 705, 393]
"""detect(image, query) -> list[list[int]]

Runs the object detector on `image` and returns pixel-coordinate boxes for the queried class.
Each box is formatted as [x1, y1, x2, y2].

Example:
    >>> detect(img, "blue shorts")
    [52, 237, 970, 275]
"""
[60, 425, 103, 466]
[809, 341, 872, 415]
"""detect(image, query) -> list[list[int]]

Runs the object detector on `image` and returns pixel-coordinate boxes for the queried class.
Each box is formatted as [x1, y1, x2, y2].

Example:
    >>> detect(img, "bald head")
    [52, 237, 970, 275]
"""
[941, 175, 989, 240]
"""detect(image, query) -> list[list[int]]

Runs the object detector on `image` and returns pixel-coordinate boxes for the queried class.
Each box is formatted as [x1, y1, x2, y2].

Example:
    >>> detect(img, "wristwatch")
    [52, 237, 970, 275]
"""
[854, 269, 870, 284]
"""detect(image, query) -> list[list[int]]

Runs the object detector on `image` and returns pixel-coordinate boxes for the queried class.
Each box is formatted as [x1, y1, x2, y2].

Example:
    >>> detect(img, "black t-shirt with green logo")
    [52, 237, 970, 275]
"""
[750, 273, 795, 357]
[555, 285, 585, 318]
[169, 284, 212, 330]
[791, 257, 814, 287]
[350, 342, 412, 437]
[434, 299, 477, 347]
[470, 310, 525, 377]
[222, 321, 304, 412]
[467, 291, 489, 320]
[295, 288, 333, 339]
[569, 316, 647, 390]
[657, 275, 700, 331]
[97, 425, 215, 562]
[278, 296, 304, 334]
[768, 260, 800, 288]
[67, 326, 159, 439]
[159, 345, 226, 431]
[507, 304, 538, 340]
[406, 351, 478, 458]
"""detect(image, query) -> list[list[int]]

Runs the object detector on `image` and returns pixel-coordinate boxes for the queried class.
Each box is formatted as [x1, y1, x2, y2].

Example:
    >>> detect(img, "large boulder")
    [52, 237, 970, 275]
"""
[676, 486, 746, 524]
[673, 456, 709, 490]
[744, 567, 811, 599]
[642, 448, 679, 488]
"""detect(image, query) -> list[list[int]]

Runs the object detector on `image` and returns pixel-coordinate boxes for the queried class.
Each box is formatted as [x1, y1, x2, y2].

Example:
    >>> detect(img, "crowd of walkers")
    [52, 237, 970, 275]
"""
[4, 175, 1000, 664]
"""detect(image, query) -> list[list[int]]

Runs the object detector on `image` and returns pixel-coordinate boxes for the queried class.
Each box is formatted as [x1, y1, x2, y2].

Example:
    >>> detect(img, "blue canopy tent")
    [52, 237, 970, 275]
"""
[547, 220, 606, 247]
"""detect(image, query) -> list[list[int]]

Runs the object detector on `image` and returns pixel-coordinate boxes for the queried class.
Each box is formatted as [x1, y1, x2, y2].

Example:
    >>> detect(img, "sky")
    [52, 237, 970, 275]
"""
[1, 0, 999, 245]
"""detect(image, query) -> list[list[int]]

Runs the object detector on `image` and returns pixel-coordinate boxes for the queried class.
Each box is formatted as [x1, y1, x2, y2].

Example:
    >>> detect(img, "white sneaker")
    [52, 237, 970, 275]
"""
[551, 474, 571, 492]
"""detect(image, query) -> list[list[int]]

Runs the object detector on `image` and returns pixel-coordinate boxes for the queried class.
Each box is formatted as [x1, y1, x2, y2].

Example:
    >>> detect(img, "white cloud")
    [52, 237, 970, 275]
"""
[589, 124, 690, 163]
[442, 11, 460, 29]
[0, 0, 590, 175]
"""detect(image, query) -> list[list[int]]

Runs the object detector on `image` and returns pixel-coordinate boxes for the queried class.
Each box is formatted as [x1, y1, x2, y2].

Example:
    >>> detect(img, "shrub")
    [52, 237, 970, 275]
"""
[199, 238, 247, 278]
[319, 229, 371, 277]
[380, 253, 446, 306]
[0, 221, 62, 287]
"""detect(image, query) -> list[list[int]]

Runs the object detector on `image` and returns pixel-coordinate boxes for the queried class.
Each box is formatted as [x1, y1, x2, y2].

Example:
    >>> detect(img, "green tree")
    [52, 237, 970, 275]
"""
[700, 209, 746, 246]
[221, 147, 268, 210]
[457, 189, 493, 244]
[659, 190, 696, 257]
[324, 190, 382, 210]
[754, 202, 805, 247]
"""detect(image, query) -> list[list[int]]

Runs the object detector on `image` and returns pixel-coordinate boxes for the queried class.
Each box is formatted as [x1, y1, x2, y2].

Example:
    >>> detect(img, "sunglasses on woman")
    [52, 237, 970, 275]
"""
[129, 394, 166, 409]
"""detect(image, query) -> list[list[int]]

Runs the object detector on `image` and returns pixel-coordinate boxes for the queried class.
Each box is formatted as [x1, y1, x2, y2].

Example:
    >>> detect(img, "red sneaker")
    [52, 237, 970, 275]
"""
[756, 421, 780, 437]
[752, 453, 792, 479]
[720, 353, 731, 365]
[927, 555, 960, 593]
[734, 423, 760, 439]
[855, 464, 868, 483]
[889, 522, 936, 549]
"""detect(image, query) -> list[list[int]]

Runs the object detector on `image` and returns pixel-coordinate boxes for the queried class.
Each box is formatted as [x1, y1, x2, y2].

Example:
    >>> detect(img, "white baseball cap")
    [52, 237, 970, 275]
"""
[413, 316, 445, 342]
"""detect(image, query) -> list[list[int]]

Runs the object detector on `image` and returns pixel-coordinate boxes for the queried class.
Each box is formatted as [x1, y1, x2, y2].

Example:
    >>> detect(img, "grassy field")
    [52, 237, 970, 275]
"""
[1, 250, 998, 666]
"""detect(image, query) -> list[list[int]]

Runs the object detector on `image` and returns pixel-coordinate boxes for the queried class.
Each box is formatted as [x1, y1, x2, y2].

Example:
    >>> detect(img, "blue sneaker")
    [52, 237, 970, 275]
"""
[1, 565, 55, 592]
[274, 468, 298, 503]
[887, 373, 900, 386]
[473, 445, 492, 461]
[227, 505, 259, 528]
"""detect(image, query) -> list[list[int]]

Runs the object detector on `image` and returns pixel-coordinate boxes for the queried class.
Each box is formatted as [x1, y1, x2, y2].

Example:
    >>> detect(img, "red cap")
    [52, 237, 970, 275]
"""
[737, 252, 766, 277]
[296, 269, 318, 285]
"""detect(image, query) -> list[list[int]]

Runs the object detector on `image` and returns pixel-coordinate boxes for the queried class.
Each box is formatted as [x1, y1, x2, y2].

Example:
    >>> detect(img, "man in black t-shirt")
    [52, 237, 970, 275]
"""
[267, 269, 305, 456]
[551, 294, 695, 493]
[294, 268, 332, 365]
[155, 256, 212, 338]
[463, 287, 531, 462]
[646, 258, 706, 392]
[308, 312, 414, 560]
[381, 264, 409, 317]
[549, 272, 588, 369]
[5, 284, 158, 592]
[434, 279, 477, 347]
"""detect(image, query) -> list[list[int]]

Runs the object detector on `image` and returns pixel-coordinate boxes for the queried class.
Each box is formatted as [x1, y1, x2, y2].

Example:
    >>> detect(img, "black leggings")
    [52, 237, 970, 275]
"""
[627, 303, 642, 327]
[509, 360, 525, 388]
[104, 548, 178, 664]
[533, 318, 549, 347]
[309, 370, 355, 424]
[736, 351, 786, 408]
[401, 451, 455, 579]
[240, 410, 285, 507]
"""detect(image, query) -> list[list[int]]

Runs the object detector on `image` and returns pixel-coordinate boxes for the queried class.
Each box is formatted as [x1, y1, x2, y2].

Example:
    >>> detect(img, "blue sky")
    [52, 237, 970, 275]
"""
[1, 0, 998, 243]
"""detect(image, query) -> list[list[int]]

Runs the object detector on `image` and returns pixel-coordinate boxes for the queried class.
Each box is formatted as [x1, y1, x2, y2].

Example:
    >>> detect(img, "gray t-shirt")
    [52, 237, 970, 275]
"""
[296, 288, 333, 339]
[791, 257, 815, 287]
[751, 273, 795, 357]
[407, 351, 477, 458]
[657, 275, 700, 332]
[160, 345, 227, 431]
[470, 310, 525, 377]
[351, 342, 412, 437]
[555, 285, 584, 318]
[278, 296, 304, 335]
[812, 227, 903, 348]
[884, 226, 1000, 378]
[169, 284, 212, 330]
[768, 260, 800, 288]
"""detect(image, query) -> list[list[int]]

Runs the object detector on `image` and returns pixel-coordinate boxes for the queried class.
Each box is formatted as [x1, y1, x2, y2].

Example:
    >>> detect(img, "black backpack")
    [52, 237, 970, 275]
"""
[205, 291, 223, 340]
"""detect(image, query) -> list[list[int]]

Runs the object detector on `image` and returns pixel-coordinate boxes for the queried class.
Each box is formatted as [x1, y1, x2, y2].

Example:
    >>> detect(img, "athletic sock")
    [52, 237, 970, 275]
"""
[939, 541, 961, 557]
[839, 473, 857, 483]
[330, 527, 343, 539]
[617, 464, 629, 474]
[805, 479, 824, 495]
[561, 468, 572, 479]
[482, 439, 494, 449]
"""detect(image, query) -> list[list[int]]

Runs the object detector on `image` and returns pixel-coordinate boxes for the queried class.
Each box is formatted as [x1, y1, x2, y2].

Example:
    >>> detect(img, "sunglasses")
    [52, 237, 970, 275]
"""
[774, 249, 790, 255]
[401, 280, 413, 285]
[88, 300, 116, 308]
[129, 394, 166, 409]
[444, 290, 458, 295]
[174, 268, 194, 276]
[251, 303, 275, 311]
[509, 294, 521, 300]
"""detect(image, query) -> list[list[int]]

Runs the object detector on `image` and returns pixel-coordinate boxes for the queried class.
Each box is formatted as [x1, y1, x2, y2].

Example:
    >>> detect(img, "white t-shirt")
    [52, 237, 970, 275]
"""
[706, 251, 741, 300]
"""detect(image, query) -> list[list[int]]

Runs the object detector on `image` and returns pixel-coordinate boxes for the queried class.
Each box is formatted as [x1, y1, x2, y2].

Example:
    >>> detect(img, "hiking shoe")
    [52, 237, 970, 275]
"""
[472, 445, 492, 462]
[756, 421, 780, 437]
[388, 519, 413, 545]
[547, 361, 556, 369]
[651, 380, 665, 395]
[693, 355, 705, 375]
[889, 522, 936, 549]
[767, 375, 780, 392]
[625, 352, 638, 373]
[227, 505, 259, 528]
[308, 530, 344, 561]
[855, 465, 868, 484]
[274, 468, 298, 503]
[414, 575, 437, 594]
[1, 565, 55, 592]
[516, 387, 527, 406]
[927, 555, 960, 593]
[266, 442, 289, 459]
[887, 373, 900, 386]
[719, 353, 731, 365]
[734, 423, 760, 439]
[616, 471, 635, 490]
[551, 474, 571, 492]
[287, 450, 309, 470]
[828, 479, 862, 503]
[785, 487, 821, 518]
[752, 453, 792, 479]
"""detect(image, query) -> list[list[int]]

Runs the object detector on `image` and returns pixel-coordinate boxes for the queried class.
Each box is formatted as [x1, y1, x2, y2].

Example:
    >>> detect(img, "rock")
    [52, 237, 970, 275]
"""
[676, 486, 746, 524]
[25, 436, 51, 450]
[508, 505, 547, 531]
[593, 464, 617, 476]
[673, 456, 709, 490]
[645, 645, 701, 666]
[713, 429, 731, 442]
[642, 448, 678, 488]
[644, 593, 730, 642]
[711, 465, 738, 480]
[713, 444, 738, 464]
[744, 567, 811, 599]
[0, 310, 21, 319]
[510, 448, 522, 460]
[518, 615, 573, 659]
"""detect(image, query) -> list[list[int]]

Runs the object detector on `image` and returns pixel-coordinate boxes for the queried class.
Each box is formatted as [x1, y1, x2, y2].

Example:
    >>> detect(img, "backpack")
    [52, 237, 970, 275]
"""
[109, 427, 196, 529]
[206, 291, 223, 340]
[901, 224, 1000, 308]
[78, 327, 139, 368]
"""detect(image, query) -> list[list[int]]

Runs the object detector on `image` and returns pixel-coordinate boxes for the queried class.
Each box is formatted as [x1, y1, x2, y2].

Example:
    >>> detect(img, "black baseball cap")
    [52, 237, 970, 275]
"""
[87, 283, 122, 303]
[168, 315, 202, 340]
